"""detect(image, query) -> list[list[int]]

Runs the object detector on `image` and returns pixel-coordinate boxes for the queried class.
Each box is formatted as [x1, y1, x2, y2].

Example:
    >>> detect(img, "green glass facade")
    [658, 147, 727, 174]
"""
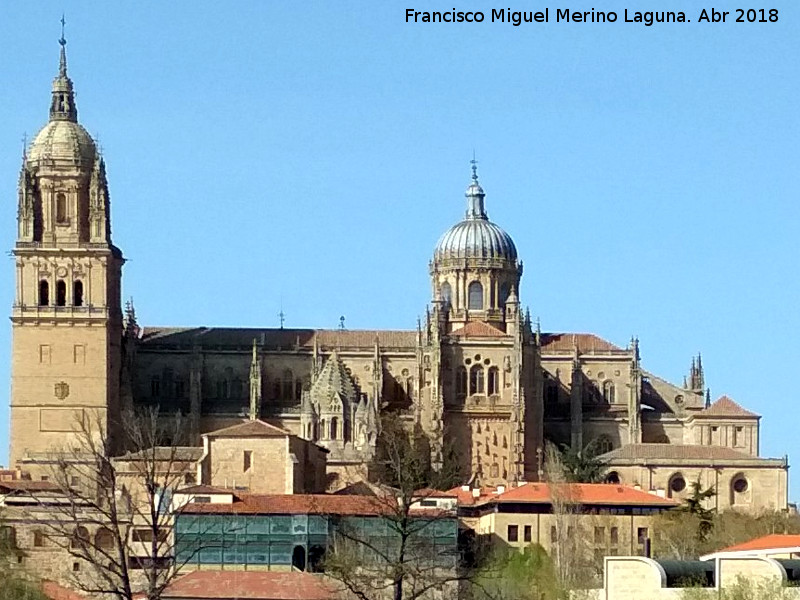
[175, 513, 458, 570]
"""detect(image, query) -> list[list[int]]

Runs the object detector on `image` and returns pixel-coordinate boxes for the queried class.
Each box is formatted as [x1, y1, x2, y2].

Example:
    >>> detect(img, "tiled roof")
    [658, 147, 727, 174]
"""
[179, 493, 393, 516]
[115, 446, 204, 462]
[42, 581, 86, 600]
[413, 488, 458, 498]
[140, 327, 416, 350]
[176, 485, 235, 495]
[600, 443, 754, 461]
[310, 351, 358, 405]
[540, 333, 624, 353]
[698, 396, 759, 418]
[710, 534, 800, 554]
[495, 482, 677, 507]
[450, 321, 508, 338]
[445, 485, 500, 506]
[0, 480, 63, 493]
[162, 571, 333, 600]
[205, 419, 291, 438]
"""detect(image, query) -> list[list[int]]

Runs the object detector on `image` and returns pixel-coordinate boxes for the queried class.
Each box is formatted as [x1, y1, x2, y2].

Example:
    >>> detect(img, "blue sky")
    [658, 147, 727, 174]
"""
[1, 3, 798, 497]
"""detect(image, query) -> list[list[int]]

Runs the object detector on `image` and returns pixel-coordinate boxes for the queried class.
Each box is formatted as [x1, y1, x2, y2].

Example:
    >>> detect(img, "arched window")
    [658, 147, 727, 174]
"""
[282, 369, 293, 401]
[95, 528, 114, 550]
[440, 282, 452, 306]
[406, 378, 414, 399]
[602, 381, 615, 404]
[456, 367, 467, 397]
[306, 422, 313, 439]
[488, 367, 500, 395]
[595, 435, 613, 455]
[605, 471, 621, 484]
[468, 281, 484, 310]
[39, 280, 49, 306]
[73, 280, 83, 307]
[56, 280, 67, 307]
[56, 193, 67, 224]
[499, 282, 510, 308]
[292, 545, 307, 571]
[330, 417, 338, 440]
[469, 365, 484, 395]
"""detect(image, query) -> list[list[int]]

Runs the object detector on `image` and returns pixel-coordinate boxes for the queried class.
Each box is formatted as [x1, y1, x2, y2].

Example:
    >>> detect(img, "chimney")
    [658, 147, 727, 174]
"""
[461, 485, 470, 492]
[496, 485, 506, 495]
[472, 488, 481, 498]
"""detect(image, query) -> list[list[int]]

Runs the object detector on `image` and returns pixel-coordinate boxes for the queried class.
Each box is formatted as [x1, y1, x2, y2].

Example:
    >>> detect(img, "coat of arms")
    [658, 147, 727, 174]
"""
[54, 381, 70, 399]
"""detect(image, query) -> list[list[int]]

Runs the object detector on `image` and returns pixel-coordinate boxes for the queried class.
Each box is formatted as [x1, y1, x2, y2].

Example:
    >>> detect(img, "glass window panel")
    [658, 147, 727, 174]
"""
[271, 517, 292, 534]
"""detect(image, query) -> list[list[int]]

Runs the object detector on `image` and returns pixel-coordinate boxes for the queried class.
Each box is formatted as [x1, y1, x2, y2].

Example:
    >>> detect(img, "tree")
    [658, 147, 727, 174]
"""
[557, 441, 608, 484]
[472, 544, 561, 600]
[323, 412, 474, 600]
[0, 513, 49, 600]
[28, 407, 200, 600]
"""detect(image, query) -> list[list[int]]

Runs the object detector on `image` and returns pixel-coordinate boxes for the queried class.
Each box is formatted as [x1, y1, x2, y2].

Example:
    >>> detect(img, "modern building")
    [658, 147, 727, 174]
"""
[7, 35, 789, 512]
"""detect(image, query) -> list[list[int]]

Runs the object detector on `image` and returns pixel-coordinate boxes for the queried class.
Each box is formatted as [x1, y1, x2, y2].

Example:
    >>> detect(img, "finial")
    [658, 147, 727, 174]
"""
[278, 299, 286, 329]
[339, 315, 346, 331]
[58, 14, 67, 77]
[21, 133, 27, 161]
[470, 151, 479, 182]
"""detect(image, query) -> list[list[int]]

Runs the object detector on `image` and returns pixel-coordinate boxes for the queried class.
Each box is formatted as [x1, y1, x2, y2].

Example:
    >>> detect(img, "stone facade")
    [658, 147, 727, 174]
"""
[7, 39, 789, 513]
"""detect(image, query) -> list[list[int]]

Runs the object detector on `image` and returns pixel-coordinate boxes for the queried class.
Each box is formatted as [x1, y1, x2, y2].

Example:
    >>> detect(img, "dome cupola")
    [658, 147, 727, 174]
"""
[429, 161, 522, 332]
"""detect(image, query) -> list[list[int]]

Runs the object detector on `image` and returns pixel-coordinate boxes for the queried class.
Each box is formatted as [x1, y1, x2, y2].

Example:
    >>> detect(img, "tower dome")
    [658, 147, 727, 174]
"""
[27, 34, 96, 167]
[433, 165, 517, 263]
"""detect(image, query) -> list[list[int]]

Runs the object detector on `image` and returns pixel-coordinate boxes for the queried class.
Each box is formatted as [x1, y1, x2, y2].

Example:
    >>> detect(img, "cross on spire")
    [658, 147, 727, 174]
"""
[470, 151, 479, 181]
[60, 14, 66, 46]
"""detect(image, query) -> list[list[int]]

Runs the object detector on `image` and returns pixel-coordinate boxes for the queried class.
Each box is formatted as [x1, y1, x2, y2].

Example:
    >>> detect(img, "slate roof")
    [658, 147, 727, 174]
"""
[204, 420, 291, 438]
[162, 571, 333, 600]
[600, 443, 756, 462]
[540, 333, 624, 353]
[698, 396, 759, 418]
[179, 493, 392, 516]
[450, 321, 508, 338]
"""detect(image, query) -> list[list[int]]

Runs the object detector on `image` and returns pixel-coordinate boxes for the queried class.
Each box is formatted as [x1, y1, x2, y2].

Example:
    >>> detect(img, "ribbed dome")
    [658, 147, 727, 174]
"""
[435, 219, 517, 262]
[433, 166, 517, 263]
[28, 120, 96, 166]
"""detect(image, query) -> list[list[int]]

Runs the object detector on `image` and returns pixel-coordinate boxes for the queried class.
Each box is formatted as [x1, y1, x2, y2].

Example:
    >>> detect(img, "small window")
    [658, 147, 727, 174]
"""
[243, 450, 252, 473]
[330, 417, 338, 440]
[468, 281, 484, 310]
[733, 477, 748, 494]
[73, 281, 83, 307]
[184, 473, 196, 485]
[610, 527, 619, 545]
[193, 496, 211, 504]
[488, 367, 500, 395]
[56, 280, 66, 307]
[39, 280, 49, 306]
[456, 367, 467, 397]
[33, 530, 44, 547]
[602, 380, 615, 403]
[550, 526, 557, 543]
[507, 525, 519, 542]
[469, 365, 485, 395]
[595, 435, 613, 455]
[56, 193, 67, 224]
[594, 527, 605, 544]
[637, 527, 649, 545]
[523, 525, 532, 543]
[72, 562, 80, 572]
[734, 426, 744, 447]
[419, 499, 438, 507]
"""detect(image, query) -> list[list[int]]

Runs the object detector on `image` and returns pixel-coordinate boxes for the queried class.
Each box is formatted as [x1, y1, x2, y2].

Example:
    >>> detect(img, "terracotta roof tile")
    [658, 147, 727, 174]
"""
[450, 321, 508, 338]
[600, 443, 754, 462]
[711, 534, 800, 554]
[176, 485, 236, 495]
[179, 493, 393, 516]
[205, 420, 291, 438]
[698, 396, 760, 418]
[42, 581, 86, 600]
[0, 480, 63, 493]
[493, 483, 677, 507]
[540, 333, 624, 353]
[163, 571, 333, 600]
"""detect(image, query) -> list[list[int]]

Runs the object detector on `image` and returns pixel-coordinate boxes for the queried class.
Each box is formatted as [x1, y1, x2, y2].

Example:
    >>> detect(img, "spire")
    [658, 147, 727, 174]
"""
[465, 157, 487, 220]
[50, 16, 77, 122]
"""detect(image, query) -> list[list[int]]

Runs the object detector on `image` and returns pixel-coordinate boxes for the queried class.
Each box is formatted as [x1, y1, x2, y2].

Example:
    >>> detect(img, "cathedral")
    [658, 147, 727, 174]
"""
[8, 38, 789, 511]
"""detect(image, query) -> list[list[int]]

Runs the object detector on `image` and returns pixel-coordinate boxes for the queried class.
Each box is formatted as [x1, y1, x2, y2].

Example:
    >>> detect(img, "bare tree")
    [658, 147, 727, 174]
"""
[27, 407, 201, 600]
[323, 413, 473, 600]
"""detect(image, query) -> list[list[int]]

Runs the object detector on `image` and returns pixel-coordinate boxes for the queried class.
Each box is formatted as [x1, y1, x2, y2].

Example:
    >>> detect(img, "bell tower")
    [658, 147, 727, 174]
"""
[9, 32, 124, 471]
